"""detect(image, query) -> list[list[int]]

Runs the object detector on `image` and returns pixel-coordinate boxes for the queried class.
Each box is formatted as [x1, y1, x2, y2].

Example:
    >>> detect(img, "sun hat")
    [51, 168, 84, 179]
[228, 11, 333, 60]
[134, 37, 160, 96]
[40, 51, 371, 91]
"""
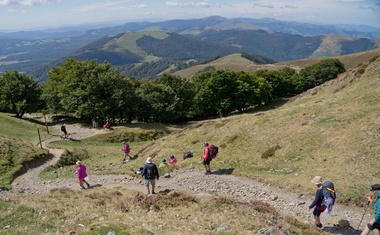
[146, 157, 153, 163]
[76, 160, 81, 165]
[311, 176, 323, 185]
[170, 154, 174, 158]
[203, 142, 209, 146]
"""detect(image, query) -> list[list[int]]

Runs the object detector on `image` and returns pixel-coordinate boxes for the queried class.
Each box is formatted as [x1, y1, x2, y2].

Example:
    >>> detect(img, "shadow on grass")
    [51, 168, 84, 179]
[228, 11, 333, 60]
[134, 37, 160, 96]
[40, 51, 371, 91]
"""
[212, 168, 234, 175]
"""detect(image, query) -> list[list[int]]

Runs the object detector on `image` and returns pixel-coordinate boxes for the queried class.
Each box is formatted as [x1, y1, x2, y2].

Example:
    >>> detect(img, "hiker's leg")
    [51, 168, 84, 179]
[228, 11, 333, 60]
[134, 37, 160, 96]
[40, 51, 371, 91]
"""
[151, 179, 156, 193]
[360, 226, 370, 235]
[312, 208, 322, 226]
[145, 179, 150, 194]
[78, 179, 83, 186]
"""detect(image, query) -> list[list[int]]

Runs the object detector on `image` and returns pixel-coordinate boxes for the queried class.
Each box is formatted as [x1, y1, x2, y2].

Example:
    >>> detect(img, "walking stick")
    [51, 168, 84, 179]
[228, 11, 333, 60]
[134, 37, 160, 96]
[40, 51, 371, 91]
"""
[357, 200, 371, 231]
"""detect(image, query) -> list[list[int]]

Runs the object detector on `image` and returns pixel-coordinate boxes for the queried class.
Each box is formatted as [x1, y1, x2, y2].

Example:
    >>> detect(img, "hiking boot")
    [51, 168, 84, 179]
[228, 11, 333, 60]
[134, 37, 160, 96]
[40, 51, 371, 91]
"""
[152, 191, 156, 194]
[122, 158, 126, 161]
[86, 183, 90, 188]
[147, 190, 150, 195]
[80, 187, 85, 190]
[316, 223, 323, 228]
[207, 170, 212, 174]
[205, 171, 210, 175]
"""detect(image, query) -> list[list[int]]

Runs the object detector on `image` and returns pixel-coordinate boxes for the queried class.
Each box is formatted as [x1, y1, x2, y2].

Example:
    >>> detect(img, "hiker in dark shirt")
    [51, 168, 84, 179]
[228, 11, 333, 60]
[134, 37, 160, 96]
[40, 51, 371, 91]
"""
[61, 123, 67, 139]
[309, 176, 326, 228]
[141, 157, 159, 195]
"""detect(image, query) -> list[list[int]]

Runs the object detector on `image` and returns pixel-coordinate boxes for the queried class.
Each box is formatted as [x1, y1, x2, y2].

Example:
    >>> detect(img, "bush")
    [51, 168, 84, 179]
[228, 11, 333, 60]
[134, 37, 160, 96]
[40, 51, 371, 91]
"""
[261, 145, 281, 159]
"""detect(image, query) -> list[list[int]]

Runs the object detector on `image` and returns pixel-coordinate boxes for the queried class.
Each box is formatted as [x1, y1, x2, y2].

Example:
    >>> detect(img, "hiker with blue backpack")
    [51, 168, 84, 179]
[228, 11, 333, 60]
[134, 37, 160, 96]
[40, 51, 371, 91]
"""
[360, 184, 380, 235]
[309, 176, 336, 228]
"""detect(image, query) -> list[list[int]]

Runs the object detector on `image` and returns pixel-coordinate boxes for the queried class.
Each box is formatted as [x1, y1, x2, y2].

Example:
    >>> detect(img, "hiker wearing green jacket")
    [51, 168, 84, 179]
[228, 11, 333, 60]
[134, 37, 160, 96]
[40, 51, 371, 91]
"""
[361, 190, 380, 235]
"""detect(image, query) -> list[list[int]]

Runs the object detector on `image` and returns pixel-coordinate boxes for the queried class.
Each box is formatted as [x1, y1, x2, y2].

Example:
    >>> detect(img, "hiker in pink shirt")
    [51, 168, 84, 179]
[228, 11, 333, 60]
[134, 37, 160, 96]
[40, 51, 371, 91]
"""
[76, 161, 90, 190]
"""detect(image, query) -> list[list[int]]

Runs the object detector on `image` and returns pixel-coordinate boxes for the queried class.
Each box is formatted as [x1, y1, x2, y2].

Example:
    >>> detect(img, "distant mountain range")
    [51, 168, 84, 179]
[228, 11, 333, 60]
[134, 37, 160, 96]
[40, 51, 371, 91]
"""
[0, 16, 379, 81]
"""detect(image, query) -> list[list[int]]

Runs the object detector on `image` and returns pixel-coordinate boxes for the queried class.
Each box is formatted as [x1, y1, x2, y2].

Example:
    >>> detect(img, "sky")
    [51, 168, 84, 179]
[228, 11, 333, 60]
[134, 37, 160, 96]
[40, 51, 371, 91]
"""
[0, 0, 379, 32]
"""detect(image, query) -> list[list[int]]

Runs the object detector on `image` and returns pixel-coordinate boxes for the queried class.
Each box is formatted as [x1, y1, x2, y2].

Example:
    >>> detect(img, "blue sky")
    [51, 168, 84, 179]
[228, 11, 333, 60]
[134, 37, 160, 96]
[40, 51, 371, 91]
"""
[0, 0, 379, 31]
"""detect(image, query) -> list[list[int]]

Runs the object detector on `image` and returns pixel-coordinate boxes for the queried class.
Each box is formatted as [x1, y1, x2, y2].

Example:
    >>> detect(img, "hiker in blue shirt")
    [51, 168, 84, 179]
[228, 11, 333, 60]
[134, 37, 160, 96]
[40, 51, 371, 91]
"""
[309, 176, 326, 228]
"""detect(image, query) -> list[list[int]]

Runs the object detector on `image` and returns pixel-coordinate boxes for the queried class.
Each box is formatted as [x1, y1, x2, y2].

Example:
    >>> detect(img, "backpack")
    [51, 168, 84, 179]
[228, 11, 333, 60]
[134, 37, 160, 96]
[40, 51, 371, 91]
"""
[183, 151, 193, 160]
[208, 145, 218, 159]
[61, 125, 65, 131]
[145, 163, 156, 180]
[321, 181, 336, 213]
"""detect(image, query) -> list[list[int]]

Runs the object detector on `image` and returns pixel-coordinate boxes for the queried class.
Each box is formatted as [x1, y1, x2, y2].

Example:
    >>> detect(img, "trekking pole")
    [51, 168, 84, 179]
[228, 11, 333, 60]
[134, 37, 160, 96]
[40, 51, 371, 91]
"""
[357, 199, 371, 231]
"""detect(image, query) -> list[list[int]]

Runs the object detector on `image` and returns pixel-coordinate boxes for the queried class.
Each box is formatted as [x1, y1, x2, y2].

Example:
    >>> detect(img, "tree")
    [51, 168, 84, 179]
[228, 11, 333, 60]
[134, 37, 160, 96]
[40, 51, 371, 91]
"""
[299, 59, 346, 90]
[135, 79, 176, 123]
[154, 73, 195, 122]
[0, 71, 43, 118]
[42, 58, 131, 119]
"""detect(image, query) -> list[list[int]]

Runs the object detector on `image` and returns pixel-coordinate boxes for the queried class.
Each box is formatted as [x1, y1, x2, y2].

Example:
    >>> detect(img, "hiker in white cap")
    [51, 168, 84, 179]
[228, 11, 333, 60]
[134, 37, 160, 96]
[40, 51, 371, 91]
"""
[141, 157, 159, 194]
[309, 176, 325, 228]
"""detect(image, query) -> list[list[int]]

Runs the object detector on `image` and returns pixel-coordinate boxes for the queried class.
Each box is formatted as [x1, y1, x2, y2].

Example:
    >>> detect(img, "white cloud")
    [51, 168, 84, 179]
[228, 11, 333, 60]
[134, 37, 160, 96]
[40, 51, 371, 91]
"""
[0, 0, 57, 6]
[7, 8, 25, 12]
[284, 5, 297, 9]
[253, 2, 275, 9]
[165, 1, 211, 8]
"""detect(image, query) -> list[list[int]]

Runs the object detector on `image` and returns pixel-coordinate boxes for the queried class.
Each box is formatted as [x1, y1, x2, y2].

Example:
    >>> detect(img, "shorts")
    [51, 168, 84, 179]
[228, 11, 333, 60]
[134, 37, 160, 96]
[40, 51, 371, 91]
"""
[312, 206, 326, 217]
[144, 179, 156, 187]
[367, 222, 380, 230]
[202, 158, 212, 165]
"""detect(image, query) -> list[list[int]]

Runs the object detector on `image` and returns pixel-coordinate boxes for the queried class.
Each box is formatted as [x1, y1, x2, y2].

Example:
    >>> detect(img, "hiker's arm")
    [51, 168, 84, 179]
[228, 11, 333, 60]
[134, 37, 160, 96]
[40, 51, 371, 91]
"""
[309, 190, 322, 209]
[155, 165, 159, 180]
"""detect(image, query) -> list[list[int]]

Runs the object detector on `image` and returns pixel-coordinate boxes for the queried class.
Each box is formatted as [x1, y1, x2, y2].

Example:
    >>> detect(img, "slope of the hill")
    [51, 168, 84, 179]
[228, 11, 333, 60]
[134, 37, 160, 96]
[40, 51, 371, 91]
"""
[134, 54, 380, 204]
[174, 49, 380, 79]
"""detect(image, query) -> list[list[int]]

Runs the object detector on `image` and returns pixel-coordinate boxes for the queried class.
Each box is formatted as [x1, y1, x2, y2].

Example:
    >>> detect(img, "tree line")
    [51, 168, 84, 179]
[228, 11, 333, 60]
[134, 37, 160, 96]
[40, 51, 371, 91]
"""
[0, 57, 345, 123]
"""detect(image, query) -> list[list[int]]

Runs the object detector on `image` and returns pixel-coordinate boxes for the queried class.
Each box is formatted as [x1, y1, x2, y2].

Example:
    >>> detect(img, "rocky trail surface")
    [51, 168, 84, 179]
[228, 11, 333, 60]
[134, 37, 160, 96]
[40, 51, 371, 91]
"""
[0, 123, 374, 235]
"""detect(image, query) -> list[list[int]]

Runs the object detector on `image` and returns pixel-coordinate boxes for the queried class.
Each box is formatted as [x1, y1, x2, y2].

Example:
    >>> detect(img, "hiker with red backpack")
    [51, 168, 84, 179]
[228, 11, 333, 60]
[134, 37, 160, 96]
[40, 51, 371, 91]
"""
[201, 142, 218, 175]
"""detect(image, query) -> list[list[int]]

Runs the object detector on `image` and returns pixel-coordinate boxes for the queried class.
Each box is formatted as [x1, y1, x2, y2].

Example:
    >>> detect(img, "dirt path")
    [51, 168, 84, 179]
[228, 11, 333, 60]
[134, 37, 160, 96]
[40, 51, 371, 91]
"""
[1, 122, 374, 234]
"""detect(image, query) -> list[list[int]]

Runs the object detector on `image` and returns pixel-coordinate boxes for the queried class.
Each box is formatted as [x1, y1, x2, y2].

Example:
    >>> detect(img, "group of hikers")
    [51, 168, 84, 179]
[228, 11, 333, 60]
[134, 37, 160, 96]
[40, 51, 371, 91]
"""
[73, 137, 380, 233]
[309, 175, 380, 234]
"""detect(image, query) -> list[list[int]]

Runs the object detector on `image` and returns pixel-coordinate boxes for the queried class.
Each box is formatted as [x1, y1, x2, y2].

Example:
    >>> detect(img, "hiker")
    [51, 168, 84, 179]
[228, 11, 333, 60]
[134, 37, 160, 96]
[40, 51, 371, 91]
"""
[309, 176, 326, 228]
[361, 185, 380, 235]
[122, 141, 131, 161]
[141, 157, 159, 194]
[103, 121, 110, 129]
[159, 159, 168, 168]
[61, 123, 67, 138]
[169, 154, 177, 165]
[201, 142, 212, 175]
[91, 116, 97, 128]
[76, 161, 90, 190]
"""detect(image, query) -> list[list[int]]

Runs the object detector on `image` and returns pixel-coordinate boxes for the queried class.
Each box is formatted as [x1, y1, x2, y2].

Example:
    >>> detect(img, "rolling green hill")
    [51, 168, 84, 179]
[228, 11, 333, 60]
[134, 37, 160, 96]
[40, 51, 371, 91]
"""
[132, 52, 380, 204]
[174, 48, 380, 79]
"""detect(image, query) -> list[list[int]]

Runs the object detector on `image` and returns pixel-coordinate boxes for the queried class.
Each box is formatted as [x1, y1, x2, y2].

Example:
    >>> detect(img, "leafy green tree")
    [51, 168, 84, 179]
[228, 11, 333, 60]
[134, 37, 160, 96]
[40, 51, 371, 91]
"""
[154, 73, 195, 122]
[253, 67, 297, 99]
[42, 58, 130, 118]
[299, 58, 346, 90]
[135, 79, 176, 123]
[0, 71, 43, 118]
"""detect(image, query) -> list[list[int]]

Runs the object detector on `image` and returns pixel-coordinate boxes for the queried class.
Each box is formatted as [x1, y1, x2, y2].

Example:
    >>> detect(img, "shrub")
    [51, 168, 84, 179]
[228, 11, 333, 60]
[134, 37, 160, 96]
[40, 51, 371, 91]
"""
[261, 145, 281, 159]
